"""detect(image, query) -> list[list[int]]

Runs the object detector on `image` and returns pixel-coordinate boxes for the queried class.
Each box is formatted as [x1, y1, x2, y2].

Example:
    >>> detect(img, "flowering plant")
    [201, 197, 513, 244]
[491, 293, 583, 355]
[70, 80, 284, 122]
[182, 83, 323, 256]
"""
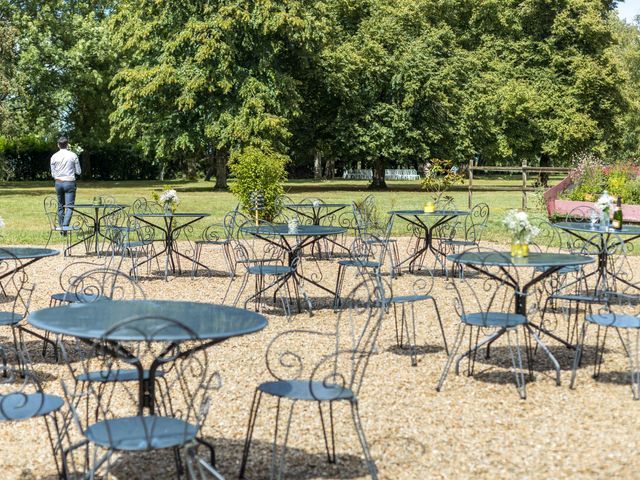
[503, 210, 539, 243]
[421, 158, 464, 205]
[152, 189, 180, 212]
[596, 191, 612, 214]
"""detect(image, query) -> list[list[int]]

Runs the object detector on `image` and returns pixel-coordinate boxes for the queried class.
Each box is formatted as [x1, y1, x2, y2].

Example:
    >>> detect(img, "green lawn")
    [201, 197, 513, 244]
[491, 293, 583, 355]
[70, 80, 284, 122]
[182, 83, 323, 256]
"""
[0, 177, 556, 245]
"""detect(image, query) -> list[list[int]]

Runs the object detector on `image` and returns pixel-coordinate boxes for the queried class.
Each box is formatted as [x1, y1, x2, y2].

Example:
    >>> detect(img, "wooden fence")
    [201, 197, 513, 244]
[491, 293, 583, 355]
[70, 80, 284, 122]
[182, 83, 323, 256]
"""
[467, 159, 571, 210]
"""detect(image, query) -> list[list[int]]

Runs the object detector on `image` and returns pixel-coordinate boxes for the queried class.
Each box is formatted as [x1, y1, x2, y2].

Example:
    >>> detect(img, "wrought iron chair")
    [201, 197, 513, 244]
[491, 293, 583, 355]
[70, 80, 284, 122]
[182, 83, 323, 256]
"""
[382, 270, 448, 367]
[334, 215, 394, 309]
[436, 248, 560, 399]
[190, 211, 237, 278]
[44, 261, 145, 358]
[59, 315, 222, 478]
[43, 195, 90, 256]
[439, 202, 489, 276]
[239, 278, 383, 479]
[353, 196, 400, 276]
[103, 207, 158, 279]
[570, 290, 640, 399]
[230, 220, 298, 317]
[0, 250, 41, 362]
[0, 343, 66, 478]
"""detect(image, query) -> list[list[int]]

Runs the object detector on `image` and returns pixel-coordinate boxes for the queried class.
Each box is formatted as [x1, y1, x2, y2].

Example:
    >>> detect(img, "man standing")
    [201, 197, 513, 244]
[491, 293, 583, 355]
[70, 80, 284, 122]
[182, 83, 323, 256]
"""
[50, 136, 81, 227]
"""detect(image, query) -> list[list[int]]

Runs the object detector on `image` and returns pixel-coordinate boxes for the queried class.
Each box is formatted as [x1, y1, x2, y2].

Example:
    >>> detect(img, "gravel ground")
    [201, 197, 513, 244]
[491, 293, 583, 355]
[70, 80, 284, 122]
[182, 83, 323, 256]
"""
[1, 236, 639, 480]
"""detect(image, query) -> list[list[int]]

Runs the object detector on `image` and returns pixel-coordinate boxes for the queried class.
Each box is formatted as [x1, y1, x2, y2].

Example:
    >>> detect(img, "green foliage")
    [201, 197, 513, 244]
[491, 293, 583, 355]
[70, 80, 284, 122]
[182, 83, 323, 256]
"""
[421, 158, 465, 202]
[567, 154, 640, 203]
[228, 147, 289, 221]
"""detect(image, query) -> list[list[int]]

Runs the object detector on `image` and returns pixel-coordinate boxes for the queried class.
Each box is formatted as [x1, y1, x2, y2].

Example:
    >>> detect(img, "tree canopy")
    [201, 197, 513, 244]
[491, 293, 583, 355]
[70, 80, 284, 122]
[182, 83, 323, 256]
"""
[1, 0, 639, 185]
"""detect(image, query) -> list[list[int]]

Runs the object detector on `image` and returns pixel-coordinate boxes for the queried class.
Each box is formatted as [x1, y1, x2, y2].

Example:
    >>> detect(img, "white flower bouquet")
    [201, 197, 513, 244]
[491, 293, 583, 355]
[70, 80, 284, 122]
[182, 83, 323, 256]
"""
[153, 189, 180, 213]
[503, 210, 540, 243]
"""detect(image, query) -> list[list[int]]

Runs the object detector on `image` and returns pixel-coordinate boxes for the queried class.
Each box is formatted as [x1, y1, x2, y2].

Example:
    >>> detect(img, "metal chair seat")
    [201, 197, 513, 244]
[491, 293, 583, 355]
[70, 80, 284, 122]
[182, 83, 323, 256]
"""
[0, 392, 64, 420]
[120, 239, 154, 249]
[247, 265, 295, 276]
[548, 292, 609, 304]
[53, 225, 82, 232]
[258, 380, 354, 402]
[0, 311, 21, 326]
[534, 265, 582, 274]
[196, 238, 229, 246]
[441, 239, 476, 247]
[461, 312, 527, 328]
[586, 313, 640, 329]
[77, 369, 165, 383]
[386, 294, 433, 305]
[50, 292, 104, 304]
[85, 415, 198, 451]
[337, 259, 381, 269]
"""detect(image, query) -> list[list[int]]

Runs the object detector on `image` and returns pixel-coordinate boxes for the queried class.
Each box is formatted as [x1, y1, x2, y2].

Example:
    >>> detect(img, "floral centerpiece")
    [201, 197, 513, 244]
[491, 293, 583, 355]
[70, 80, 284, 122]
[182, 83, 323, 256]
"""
[595, 190, 613, 227]
[421, 159, 464, 212]
[503, 210, 540, 257]
[152, 189, 180, 213]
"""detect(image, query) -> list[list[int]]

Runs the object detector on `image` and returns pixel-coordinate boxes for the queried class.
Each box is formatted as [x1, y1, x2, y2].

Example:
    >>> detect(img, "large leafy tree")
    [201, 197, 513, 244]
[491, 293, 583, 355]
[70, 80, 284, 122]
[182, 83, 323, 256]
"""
[322, 0, 474, 188]
[109, 0, 326, 187]
[6, 1, 116, 174]
[0, 1, 18, 134]
[462, 0, 626, 171]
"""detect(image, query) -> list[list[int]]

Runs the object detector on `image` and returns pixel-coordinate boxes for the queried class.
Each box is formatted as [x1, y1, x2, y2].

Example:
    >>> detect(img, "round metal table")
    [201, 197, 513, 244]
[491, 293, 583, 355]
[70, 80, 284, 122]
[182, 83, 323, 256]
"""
[29, 300, 268, 413]
[65, 203, 129, 254]
[240, 224, 346, 314]
[390, 209, 469, 273]
[133, 212, 210, 280]
[554, 222, 640, 294]
[448, 251, 594, 381]
[284, 203, 349, 225]
[0, 247, 59, 280]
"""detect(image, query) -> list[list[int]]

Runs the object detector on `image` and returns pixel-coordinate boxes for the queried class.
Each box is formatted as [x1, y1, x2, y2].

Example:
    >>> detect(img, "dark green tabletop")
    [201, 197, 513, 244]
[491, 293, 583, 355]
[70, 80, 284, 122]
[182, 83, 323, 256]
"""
[134, 213, 210, 218]
[241, 224, 346, 237]
[389, 209, 470, 217]
[0, 247, 59, 261]
[285, 203, 349, 209]
[28, 300, 268, 342]
[448, 251, 594, 268]
[65, 203, 129, 209]
[554, 222, 640, 236]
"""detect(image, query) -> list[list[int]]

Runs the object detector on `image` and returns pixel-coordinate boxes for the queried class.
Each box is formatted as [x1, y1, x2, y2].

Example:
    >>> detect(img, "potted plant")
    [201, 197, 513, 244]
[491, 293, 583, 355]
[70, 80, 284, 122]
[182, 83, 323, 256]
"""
[421, 159, 464, 212]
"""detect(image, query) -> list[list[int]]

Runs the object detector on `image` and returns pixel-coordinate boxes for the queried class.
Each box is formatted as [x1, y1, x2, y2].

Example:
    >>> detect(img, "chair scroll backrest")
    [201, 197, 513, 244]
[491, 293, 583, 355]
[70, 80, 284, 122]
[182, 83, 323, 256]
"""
[67, 268, 146, 302]
[263, 278, 384, 400]
[464, 202, 489, 242]
[449, 248, 525, 325]
[61, 315, 222, 440]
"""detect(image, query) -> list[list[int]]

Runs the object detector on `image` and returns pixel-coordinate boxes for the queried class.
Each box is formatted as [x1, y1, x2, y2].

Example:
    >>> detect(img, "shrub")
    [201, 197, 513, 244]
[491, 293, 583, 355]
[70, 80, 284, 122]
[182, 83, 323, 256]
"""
[228, 146, 289, 221]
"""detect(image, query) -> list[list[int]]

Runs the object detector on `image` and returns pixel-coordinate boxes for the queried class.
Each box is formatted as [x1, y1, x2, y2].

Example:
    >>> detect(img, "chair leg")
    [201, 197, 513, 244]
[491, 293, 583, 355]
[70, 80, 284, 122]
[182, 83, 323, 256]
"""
[239, 389, 263, 479]
[430, 298, 449, 355]
[350, 400, 378, 480]
[436, 323, 466, 392]
[318, 402, 336, 464]
[333, 265, 345, 310]
[271, 398, 297, 480]
[621, 329, 640, 400]
[506, 328, 527, 400]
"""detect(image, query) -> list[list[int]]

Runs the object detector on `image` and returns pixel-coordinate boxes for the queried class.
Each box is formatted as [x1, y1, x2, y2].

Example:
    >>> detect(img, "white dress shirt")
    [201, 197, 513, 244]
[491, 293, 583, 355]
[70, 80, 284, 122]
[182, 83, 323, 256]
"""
[50, 149, 81, 182]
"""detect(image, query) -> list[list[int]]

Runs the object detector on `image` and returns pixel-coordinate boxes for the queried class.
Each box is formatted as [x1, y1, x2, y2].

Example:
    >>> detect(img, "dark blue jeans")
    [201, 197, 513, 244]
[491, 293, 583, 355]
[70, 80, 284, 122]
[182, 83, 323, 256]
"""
[55, 181, 77, 227]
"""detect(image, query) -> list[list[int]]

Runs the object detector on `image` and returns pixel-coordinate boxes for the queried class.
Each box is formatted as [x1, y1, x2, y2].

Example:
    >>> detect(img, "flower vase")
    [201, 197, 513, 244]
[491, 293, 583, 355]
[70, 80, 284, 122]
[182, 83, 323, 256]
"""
[423, 201, 436, 213]
[600, 208, 610, 228]
[164, 203, 172, 215]
[511, 239, 529, 257]
[288, 218, 299, 234]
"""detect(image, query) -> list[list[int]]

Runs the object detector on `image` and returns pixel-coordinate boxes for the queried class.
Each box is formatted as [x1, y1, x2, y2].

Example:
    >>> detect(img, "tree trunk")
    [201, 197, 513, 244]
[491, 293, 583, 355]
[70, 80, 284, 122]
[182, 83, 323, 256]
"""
[369, 158, 387, 189]
[314, 150, 322, 180]
[204, 153, 215, 181]
[324, 156, 335, 179]
[214, 149, 228, 190]
[81, 149, 91, 179]
[539, 153, 551, 187]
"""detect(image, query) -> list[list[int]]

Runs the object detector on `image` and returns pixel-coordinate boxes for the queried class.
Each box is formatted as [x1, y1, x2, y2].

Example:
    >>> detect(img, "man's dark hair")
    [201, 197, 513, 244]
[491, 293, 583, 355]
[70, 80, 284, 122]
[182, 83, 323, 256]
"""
[57, 137, 68, 149]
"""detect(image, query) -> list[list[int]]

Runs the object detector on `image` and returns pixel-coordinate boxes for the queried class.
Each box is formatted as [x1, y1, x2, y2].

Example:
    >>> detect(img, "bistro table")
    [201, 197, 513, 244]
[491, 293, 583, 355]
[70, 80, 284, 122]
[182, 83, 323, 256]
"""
[390, 209, 469, 273]
[0, 247, 59, 280]
[28, 299, 268, 414]
[133, 212, 210, 280]
[284, 202, 349, 226]
[241, 224, 346, 314]
[448, 251, 594, 383]
[554, 222, 640, 294]
[65, 202, 129, 255]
